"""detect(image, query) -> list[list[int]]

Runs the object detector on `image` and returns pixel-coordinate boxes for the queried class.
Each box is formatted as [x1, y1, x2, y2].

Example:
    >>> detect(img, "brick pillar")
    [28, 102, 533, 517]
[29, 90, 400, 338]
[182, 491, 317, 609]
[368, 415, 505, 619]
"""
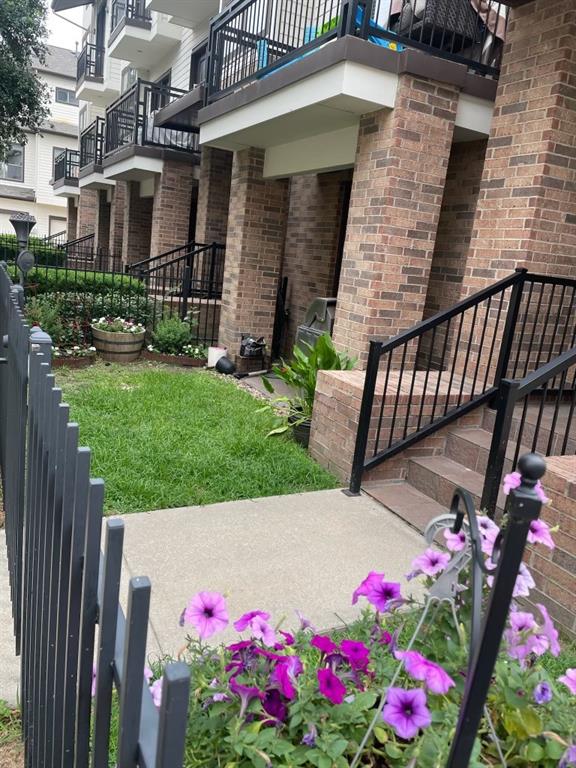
[281, 171, 352, 354]
[331, 74, 459, 367]
[149, 159, 197, 256]
[122, 182, 153, 266]
[94, 190, 111, 253]
[66, 198, 78, 241]
[109, 181, 127, 257]
[195, 147, 233, 245]
[219, 147, 289, 369]
[76, 188, 99, 238]
[463, 0, 576, 288]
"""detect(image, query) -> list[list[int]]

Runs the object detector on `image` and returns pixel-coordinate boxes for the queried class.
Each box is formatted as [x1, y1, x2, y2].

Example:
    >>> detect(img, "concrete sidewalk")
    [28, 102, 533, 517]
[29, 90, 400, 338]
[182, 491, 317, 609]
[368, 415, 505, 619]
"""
[0, 489, 424, 704]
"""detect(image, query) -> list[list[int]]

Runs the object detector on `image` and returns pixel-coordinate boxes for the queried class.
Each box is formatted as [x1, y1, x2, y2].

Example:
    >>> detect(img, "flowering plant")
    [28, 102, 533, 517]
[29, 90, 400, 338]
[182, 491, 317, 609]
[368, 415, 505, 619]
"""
[91, 317, 145, 334]
[52, 345, 96, 358]
[137, 478, 575, 768]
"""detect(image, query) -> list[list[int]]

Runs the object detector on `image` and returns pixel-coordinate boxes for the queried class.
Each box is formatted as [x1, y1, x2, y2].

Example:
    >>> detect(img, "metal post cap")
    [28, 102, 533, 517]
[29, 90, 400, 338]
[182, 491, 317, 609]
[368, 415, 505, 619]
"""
[517, 453, 546, 483]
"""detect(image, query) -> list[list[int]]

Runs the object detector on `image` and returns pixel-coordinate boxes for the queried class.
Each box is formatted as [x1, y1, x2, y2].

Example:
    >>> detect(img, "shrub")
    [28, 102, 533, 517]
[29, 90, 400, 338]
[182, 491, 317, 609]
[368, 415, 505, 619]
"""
[25, 296, 64, 341]
[150, 316, 195, 355]
[0, 234, 66, 267]
[24, 267, 146, 297]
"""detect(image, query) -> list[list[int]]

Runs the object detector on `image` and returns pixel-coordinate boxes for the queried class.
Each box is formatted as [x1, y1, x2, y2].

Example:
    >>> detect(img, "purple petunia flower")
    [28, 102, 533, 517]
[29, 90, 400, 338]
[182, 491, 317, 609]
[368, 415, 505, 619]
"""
[558, 668, 576, 695]
[270, 656, 303, 700]
[509, 611, 537, 633]
[229, 677, 265, 717]
[296, 610, 316, 632]
[382, 687, 432, 740]
[263, 689, 288, 723]
[301, 723, 318, 747]
[477, 515, 500, 557]
[183, 591, 229, 640]
[279, 630, 295, 646]
[411, 548, 450, 578]
[488, 562, 535, 598]
[536, 603, 560, 656]
[533, 681, 553, 704]
[352, 571, 386, 605]
[249, 615, 277, 647]
[341, 639, 371, 671]
[234, 610, 270, 632]
[150, 678, 163, 708]
[503, 471, 549, 504]
[366, 580, 402, 613]
[528, 519, 555, 549]
[317, 668, 347, 705]
[559, 745, 576, 768]
[395, 650, 455, 694]
[444, 529, 467, 552]
[91, 664, 97, 698]
[311, 634, 337, 655]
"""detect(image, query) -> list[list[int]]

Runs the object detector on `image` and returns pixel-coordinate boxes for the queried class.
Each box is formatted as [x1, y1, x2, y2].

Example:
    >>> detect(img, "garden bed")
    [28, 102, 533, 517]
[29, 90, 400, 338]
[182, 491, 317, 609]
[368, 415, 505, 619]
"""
[56, 362, 338, 514]
[142, 349, 207, 367]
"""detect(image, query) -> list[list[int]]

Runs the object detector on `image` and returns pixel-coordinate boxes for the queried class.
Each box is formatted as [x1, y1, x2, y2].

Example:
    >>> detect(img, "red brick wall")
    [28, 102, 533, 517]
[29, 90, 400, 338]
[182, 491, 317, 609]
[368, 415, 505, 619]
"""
[281, 171, 352, 355]
[149, 159, 197, 257]
[94, 190, 111, 253]
[196, 147, 233, 245]
[109, 181, 126, 257]
[66, 198, 77, 241]
[76, 188, 98, 238]
[122, 182, 153, 265]
[525, 455, 576, 638]
[331, 74, 459, 367]
[219, 147, 289, 367]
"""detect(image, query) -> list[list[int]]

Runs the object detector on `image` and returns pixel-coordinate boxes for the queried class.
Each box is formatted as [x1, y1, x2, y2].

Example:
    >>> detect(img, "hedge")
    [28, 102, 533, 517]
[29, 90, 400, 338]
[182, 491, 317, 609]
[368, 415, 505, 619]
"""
[23, 267, 146, 297]
[0, 234, 66, 267]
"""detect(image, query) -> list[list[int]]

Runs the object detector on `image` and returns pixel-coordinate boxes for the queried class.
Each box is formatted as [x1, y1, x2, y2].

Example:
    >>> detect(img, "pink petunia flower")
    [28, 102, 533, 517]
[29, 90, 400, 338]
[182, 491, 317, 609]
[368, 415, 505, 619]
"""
[366, 580, 402, 613]
[528, 519, 555, 549]
[249, 615, 277, 647]
[150, 678, 163, 708]
[536, 603, 560, 656]
[295, 610, 316, 632]
[488, 562, 535, 598]
[233, 610, 270, 632]
[558, 668, 576, 696]
[270, 656, 303, 700]
[411, 548, 450, 578]
[382, 687, 432, 740]
[444, 529, 467, 552]
[341, 639, 370, 671]
[503, 471, 549, 504]
[509, 611, 537, 633]
[229, 677, 265, 718]
[183, 591, 229, 639]
[477, 516, 500, 557]
[395, 650, 455, 694]
[311, 634, 337, 655]
[317, 668, 346, 705]
[352, 571, 386, 605]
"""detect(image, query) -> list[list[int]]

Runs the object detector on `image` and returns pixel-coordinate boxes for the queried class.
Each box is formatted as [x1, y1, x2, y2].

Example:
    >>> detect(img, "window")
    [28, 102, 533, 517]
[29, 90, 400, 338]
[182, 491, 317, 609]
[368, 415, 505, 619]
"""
[0, 144, 24, 182]
[55, 87, 79, 106]
[190, 43, 208, 88]
[121, 65, 138, 93]
[79, 106, 89, 133]
[49, 216, 67, 236]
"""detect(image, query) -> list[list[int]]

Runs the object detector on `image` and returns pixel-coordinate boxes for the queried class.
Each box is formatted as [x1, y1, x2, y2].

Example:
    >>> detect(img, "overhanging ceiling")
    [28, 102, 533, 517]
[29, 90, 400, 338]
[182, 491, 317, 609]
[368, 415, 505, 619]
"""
[51, 0, 92, 11]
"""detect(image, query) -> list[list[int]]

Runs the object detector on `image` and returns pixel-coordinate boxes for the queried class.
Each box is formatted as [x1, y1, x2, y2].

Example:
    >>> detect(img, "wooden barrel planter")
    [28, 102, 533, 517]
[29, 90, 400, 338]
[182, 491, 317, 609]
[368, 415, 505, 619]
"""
[142, 350, 207, 367]
[91, 327, 145, 363]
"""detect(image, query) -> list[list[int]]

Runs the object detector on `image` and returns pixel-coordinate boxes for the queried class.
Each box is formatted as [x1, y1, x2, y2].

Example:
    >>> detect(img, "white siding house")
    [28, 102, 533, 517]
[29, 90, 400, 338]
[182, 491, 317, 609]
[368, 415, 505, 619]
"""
[0, 46, 79, 238]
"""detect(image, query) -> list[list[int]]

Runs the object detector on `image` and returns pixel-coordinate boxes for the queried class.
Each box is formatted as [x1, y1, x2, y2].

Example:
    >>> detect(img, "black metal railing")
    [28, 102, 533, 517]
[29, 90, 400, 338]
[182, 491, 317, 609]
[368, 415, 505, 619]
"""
[39, 230, 68, 246]
[53, 149, 80, 183]
[77, 42, 105, 82]
[0, 264, 191, 768]
[105, 80, 200, 156]
[80, 117, 106, 168]
[350, 270, 576, 495]
[111, 0, 152, 33]
[206, 0, 508, 102]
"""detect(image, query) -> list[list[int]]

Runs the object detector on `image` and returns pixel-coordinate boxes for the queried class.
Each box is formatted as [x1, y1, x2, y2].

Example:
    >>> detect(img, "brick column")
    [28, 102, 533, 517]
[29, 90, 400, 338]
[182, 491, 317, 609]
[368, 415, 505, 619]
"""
[66, 198, 78, 241]
[195, 147, 233, 245]
[122, 182, 153, 266]
[94, 190, 111, 253]
[281, 171, 352, 354]
[76, 188, 99, 238]
[462, 0, 576, 289]
[331, 74, 459, 367]
[219, 147, 289, 368]
[109, 181, 126, 257]
[149, 159, 197, 257]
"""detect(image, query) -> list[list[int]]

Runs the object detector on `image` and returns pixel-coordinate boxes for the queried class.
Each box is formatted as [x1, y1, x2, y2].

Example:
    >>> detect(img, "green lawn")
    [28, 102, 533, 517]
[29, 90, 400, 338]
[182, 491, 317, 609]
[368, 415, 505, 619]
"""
[56, 362, 338, 514]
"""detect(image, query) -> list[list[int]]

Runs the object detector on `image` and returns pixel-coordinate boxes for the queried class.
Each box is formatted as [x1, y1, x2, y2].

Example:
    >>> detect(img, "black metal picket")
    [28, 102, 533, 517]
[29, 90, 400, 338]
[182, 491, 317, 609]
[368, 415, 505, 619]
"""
[0, 262, 190, 768]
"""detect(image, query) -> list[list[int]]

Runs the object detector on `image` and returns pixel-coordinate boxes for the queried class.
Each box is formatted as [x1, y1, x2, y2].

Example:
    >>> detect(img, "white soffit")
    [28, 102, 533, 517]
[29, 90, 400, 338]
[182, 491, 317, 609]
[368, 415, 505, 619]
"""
[263, 125, 359, 178]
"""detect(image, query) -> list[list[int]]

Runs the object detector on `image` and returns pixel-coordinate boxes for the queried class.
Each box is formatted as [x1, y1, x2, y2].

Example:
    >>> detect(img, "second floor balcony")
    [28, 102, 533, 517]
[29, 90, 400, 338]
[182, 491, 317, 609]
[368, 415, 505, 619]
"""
[108, 0, 181, 68]
[52, 149, 80, 197]
[80, 117, 106, 170]
[76, 42, 119, 104]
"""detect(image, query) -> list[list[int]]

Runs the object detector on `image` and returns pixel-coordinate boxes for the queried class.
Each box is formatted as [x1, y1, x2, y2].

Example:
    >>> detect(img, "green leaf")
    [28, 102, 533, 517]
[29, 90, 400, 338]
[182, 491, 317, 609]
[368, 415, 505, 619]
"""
[545, 739, 565, 759]
[261, 376, 275, 393]
[326, 738, 348, 760]
[385, 743, 403, 758]
[318, 755, 332, 768]
[373, 726, 388, 744]
[523, 742, 544, 762]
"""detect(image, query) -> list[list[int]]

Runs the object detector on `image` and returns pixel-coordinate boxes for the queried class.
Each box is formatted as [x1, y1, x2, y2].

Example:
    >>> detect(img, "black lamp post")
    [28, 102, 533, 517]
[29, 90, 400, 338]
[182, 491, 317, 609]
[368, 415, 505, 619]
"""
[9, 212, 36, 299]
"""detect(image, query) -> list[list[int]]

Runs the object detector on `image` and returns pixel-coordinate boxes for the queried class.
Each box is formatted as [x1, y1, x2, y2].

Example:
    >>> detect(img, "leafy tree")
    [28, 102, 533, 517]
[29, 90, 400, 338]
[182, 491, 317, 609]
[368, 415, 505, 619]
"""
[0, 0, 49, 161]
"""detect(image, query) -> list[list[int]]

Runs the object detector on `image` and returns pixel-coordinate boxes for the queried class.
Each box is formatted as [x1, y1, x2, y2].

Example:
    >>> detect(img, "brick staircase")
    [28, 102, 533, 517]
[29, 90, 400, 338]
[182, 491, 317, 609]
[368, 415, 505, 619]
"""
[363, 402, 574, 531]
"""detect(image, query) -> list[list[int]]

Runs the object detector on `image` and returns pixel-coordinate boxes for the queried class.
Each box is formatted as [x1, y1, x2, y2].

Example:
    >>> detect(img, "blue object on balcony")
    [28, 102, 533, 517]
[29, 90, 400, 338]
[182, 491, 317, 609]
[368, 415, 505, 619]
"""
[256, 39, 268, 68]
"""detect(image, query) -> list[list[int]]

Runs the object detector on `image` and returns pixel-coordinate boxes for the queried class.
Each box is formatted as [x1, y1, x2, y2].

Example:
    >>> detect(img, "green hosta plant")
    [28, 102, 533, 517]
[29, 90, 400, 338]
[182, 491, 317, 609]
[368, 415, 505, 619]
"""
[259, 334, 355, 435]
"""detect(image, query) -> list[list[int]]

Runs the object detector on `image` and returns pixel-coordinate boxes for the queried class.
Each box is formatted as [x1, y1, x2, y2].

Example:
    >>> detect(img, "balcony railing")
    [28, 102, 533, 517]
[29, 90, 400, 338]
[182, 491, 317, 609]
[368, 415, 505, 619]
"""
[111, 0, 152, 33]
[206, 0, 508, 102]
[80, 117, 106, 169]
[77, 42, 105, 82]
[53, 149, 80, 183]
[104, 80, 200, 157]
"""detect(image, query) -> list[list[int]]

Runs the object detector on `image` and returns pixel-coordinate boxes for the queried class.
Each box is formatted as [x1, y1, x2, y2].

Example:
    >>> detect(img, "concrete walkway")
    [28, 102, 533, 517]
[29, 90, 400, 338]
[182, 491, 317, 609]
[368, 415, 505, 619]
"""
[0, 489, 424, 705]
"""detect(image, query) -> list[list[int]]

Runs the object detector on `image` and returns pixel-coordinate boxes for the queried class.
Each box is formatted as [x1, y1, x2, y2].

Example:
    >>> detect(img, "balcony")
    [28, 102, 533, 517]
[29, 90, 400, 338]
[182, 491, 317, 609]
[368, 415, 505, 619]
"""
[103, 80, 200, 181]
[108, 0, 181, 68]
[147, 0, 220, 29]
[52, 149, 80, 197]
[76, 42, 119, 104]
[206, 0, 508, 103]
[79, 117, 113, 190]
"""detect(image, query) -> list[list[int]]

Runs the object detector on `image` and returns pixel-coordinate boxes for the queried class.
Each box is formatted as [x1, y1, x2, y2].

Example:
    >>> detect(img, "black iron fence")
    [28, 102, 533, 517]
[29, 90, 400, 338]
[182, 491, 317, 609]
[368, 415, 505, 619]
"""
[111, 0, 152, 32]
[77, 42, 105, 82]
[53, 149, 80, 183]
[80, 117, 106, 169]
[206, 0, 508, 102]
[0, 264, 191, 768]
[105, 80, 200, 156]
[350, 270, 576, 498]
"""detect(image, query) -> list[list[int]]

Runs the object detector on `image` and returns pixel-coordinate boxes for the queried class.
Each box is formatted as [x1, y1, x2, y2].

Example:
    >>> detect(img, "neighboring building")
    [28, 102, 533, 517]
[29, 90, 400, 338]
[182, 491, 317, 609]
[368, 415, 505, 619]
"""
[0, 45, 79, 238]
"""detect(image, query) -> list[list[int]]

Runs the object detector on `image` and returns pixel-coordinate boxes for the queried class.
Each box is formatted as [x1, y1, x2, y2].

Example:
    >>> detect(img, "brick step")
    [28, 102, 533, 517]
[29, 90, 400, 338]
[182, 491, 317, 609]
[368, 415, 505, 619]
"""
[362, 480, 447, 534]
[407, 455, 506, 516]
[482, 404, 576, 457]
[446, 427, 529, 477]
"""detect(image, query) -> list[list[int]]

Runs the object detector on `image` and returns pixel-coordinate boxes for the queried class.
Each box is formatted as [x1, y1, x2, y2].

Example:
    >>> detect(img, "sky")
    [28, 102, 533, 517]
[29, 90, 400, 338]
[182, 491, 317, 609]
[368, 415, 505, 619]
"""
[46, 5, 86, 52]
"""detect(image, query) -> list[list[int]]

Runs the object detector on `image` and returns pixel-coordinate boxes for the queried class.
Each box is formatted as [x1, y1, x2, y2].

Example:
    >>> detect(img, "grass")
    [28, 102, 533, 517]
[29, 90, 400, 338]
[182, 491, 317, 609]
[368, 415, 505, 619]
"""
[0, 701, 23, 768]
[55, 362, 338, 515]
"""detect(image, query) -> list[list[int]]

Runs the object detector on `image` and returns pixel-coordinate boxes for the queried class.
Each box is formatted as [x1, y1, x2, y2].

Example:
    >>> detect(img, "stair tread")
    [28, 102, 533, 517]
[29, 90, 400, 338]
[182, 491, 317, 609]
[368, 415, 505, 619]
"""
[363, 480, 447, 533]
[449, 427, 493, 449]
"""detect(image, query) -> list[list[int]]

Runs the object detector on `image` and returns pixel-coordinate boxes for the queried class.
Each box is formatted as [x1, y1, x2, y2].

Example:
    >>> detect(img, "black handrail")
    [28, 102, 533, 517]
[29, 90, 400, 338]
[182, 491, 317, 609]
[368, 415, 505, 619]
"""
[111, 0, 151, 32]
[127, 240, 219, 272]
[206, 0, 508, 103]
[80, 117, 106, 168]
[350, 270, 576, 497]
[77, 42, 105, 82]
[54, 149, 80, 182]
